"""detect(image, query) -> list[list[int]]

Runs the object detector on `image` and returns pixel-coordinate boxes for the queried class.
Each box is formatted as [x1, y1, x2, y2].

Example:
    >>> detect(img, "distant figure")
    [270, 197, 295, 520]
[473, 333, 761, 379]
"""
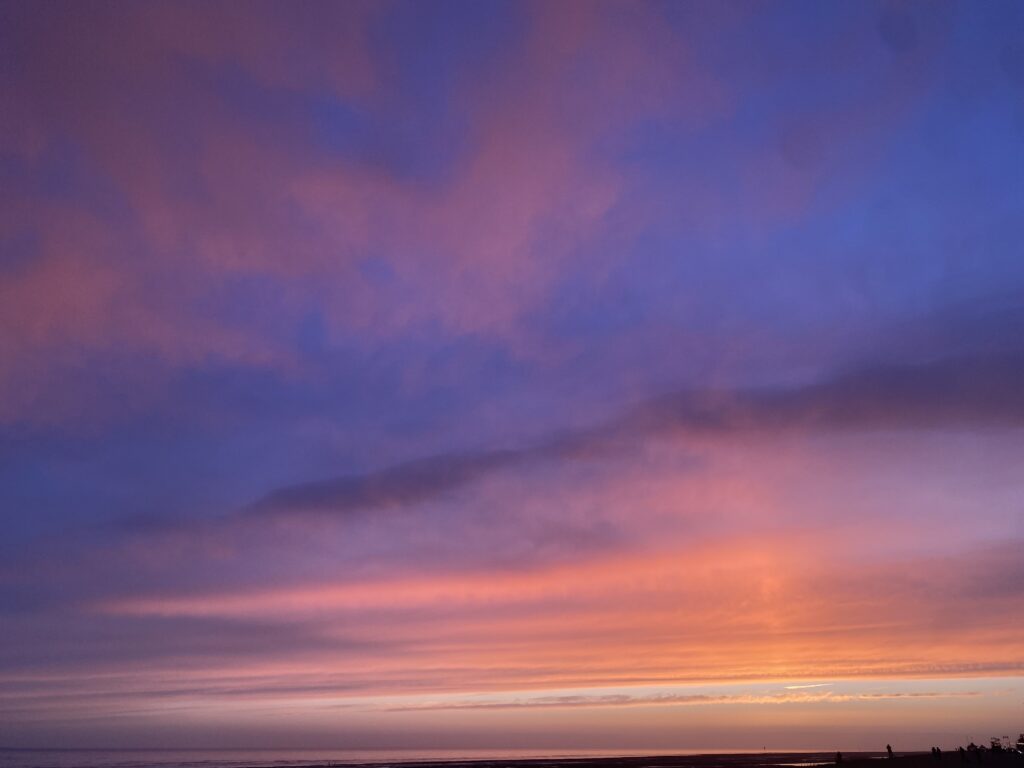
[936, 747, 942, 760]
[836, 753, 843, 765]
[959, 747, 966, 764]
[888, 745, 894, 759]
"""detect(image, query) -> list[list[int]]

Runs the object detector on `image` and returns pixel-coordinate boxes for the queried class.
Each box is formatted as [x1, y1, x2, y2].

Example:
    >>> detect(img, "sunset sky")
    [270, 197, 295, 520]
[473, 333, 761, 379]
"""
[2, 0, 1024, 752]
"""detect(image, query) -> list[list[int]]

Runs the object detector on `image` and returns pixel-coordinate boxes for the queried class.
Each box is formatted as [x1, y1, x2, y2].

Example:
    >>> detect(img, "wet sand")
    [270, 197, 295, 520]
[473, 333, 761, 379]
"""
[304, 751, 1024, 768]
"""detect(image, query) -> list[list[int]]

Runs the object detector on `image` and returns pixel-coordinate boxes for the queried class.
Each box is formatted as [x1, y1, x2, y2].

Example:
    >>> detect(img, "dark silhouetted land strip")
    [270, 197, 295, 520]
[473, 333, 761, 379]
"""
[300, 753, 883, 768]
[293, 751, 1024, 768]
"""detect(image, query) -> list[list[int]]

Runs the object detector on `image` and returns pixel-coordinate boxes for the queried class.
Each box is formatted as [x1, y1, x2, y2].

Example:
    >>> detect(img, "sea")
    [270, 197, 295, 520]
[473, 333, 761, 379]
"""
[0, 749, 842, 768]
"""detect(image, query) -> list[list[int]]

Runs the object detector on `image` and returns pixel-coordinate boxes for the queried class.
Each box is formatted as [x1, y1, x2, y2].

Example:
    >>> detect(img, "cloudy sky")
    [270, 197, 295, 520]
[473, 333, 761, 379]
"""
[2, 0, 1023, 751]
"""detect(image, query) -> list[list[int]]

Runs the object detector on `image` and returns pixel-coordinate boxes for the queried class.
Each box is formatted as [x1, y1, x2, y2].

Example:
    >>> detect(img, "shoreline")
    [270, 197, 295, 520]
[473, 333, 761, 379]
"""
[4, 748, 1022, 768]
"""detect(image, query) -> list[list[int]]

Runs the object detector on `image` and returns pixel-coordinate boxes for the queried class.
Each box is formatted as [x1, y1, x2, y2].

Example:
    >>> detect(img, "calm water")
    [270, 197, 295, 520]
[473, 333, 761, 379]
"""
[0, 749, 838, 768]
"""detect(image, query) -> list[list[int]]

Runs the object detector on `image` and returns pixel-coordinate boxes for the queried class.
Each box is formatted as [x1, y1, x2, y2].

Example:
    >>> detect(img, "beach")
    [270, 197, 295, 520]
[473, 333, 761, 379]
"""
[0, 750, 915, 768]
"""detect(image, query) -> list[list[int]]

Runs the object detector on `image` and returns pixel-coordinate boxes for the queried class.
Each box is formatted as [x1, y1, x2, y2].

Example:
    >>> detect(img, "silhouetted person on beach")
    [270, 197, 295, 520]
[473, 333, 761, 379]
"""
[959, 747, 967, 764]
[888, 745, 894, 759]
[836, 753, 843, 765]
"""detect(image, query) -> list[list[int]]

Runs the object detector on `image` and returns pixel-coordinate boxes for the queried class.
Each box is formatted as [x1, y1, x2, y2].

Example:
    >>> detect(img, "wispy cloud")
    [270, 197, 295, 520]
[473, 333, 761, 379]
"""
[246, 351, 1024, 519]
[784, 683, 833, 690]
[383, 689, 985, 712]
